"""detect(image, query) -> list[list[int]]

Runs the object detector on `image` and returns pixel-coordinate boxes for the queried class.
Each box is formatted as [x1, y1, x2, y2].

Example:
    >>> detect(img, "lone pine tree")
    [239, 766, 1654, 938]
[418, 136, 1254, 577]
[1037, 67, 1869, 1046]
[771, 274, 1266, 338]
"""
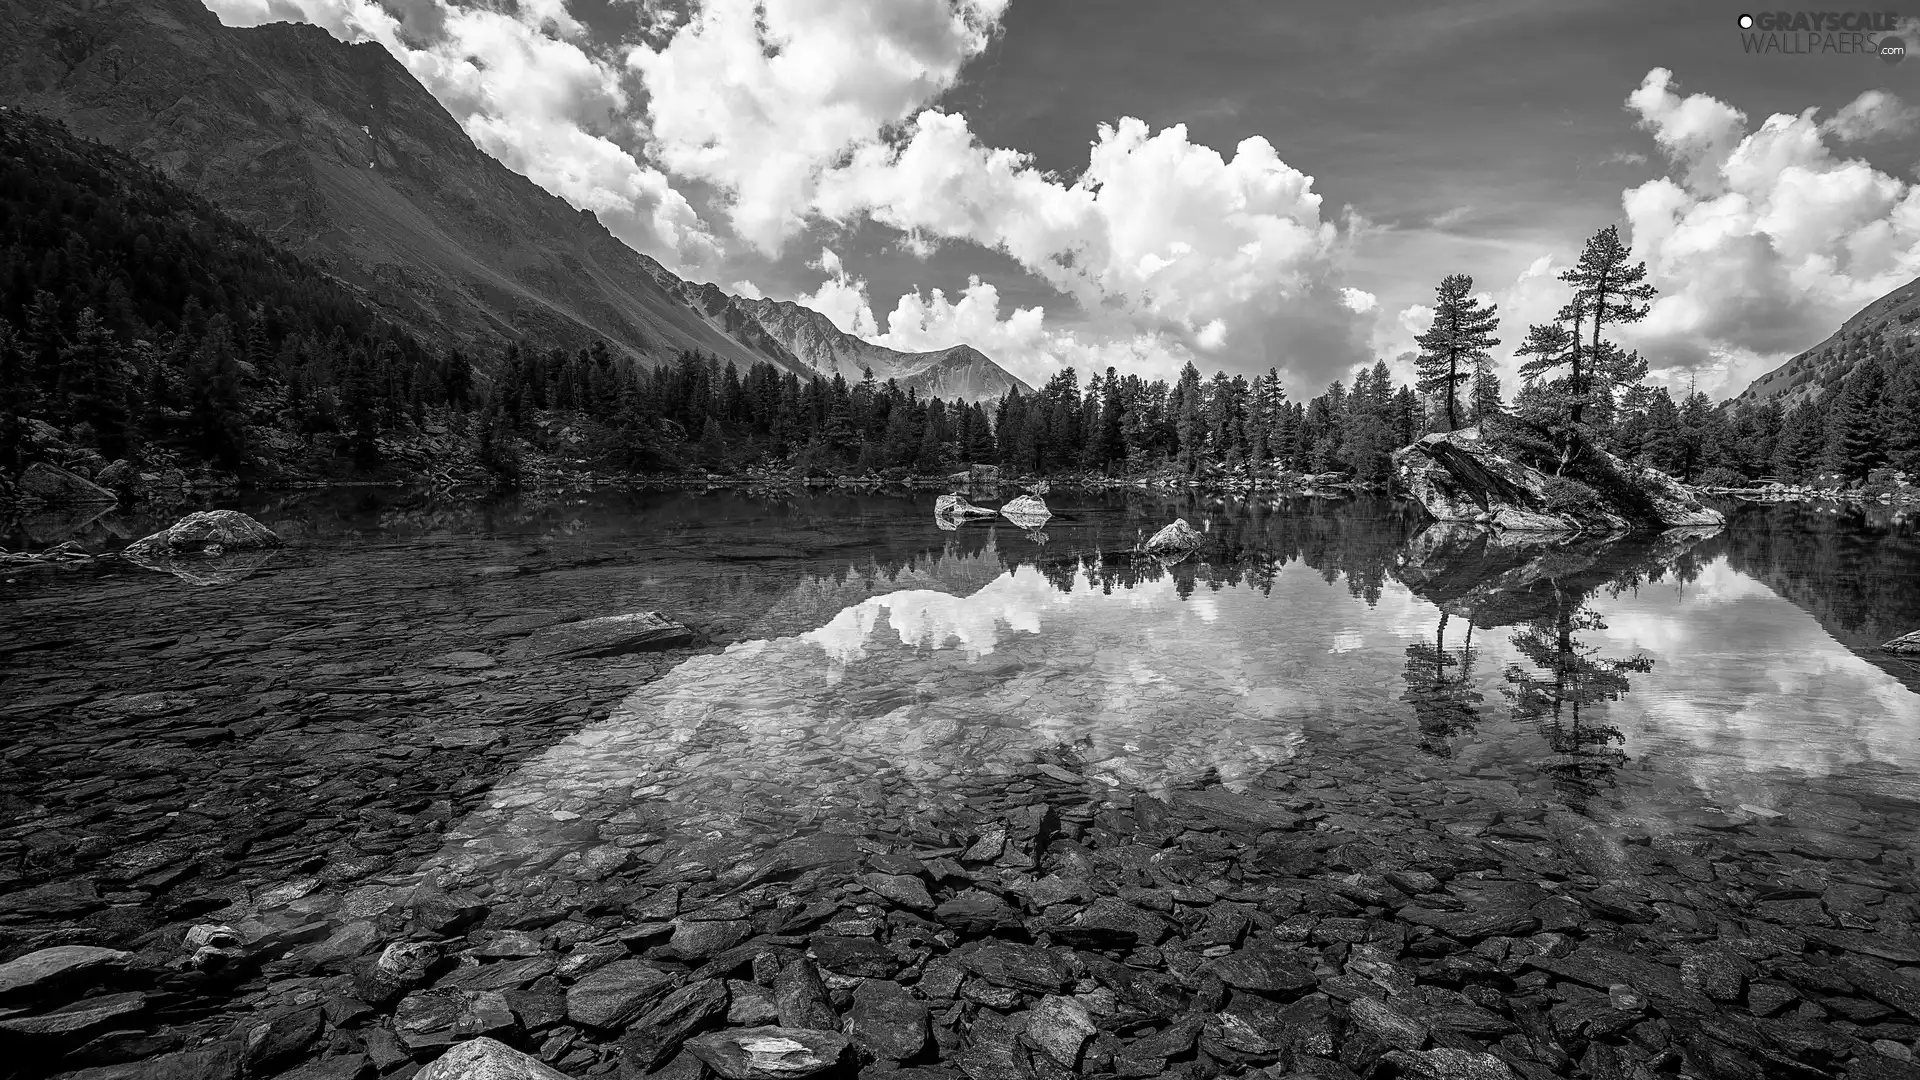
[1414, 274, 1501, 431]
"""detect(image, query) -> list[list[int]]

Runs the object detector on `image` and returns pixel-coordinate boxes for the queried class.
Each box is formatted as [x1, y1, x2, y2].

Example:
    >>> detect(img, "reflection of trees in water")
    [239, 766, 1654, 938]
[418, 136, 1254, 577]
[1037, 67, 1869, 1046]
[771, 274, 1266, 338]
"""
[1388, 523, 1708, 793]
[1502, 595, 1652, 802]
[1400, 612, 1484, 758]
[1703, 503, 1920, 689]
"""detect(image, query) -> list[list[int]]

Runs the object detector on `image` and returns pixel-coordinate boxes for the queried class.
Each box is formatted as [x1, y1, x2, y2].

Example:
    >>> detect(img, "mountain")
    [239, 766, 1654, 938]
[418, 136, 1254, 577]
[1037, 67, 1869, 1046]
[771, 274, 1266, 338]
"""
[1732, 274, 1920, 407]
[736, 296, 1035, 401]
[0, 0, 1002, 401]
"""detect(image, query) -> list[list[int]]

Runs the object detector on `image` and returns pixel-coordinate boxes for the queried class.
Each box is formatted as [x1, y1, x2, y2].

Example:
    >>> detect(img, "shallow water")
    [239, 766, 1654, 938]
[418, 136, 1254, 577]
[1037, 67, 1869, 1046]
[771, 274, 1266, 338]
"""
[7, 487, 1916, 855]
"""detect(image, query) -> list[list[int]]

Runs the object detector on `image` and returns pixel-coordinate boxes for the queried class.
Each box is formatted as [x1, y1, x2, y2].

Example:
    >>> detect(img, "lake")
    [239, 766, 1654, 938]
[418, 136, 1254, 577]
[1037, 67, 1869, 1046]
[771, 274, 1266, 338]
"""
[3, 488, 1918, 1078]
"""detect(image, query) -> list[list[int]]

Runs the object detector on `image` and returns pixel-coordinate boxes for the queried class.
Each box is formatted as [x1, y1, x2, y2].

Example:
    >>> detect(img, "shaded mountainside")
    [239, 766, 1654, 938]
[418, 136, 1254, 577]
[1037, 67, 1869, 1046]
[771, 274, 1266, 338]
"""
[0, 0, 781, 376]
[1734, 273, 1920, 408]
[1, 0, 1030, 400]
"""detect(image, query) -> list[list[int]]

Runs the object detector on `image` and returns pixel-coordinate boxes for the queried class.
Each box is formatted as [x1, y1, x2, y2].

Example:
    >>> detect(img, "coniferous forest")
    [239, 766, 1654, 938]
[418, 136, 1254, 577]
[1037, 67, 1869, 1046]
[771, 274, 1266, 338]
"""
[4, 110, 1919, 496]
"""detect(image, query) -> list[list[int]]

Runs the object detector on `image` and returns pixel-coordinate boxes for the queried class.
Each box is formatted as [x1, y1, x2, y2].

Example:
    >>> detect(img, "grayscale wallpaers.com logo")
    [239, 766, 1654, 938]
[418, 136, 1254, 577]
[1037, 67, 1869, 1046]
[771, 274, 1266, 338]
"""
[1736, 10, 1906, 59]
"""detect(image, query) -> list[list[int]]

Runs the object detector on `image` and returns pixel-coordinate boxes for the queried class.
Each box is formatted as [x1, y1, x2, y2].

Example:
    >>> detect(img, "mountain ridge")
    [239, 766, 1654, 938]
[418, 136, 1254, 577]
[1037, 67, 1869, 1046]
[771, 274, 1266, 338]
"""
[0, 0, 1029, 402]
[1732, 273, 1920, 408]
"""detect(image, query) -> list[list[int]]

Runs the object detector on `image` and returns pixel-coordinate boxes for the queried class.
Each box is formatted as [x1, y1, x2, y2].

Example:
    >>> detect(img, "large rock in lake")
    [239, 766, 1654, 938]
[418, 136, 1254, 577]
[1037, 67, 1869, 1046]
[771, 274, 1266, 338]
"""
[121, 510, 282, 585]
[1142, 519, 1204, 555]
[17, 462, 117, 506]
[1393, 426, 1723, 533]
[1000, 494, 1051, 530]
[934, 493, 996, 518]
[125, 510, 282, 559]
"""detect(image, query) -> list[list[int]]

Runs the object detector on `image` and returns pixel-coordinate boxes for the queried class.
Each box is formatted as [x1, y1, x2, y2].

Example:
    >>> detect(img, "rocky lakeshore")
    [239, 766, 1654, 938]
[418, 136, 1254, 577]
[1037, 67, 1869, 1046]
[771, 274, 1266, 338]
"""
[0, 494, 1917, 1080]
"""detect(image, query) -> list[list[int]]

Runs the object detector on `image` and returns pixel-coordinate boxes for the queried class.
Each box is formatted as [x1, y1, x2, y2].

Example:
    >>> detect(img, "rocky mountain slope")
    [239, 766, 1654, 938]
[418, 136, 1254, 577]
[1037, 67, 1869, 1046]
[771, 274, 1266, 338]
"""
[738, 296, 1034, 401]
[631, 266, 1033, 402]
[0, 0, 1025, 401]
[1734, 273, 1920, 408]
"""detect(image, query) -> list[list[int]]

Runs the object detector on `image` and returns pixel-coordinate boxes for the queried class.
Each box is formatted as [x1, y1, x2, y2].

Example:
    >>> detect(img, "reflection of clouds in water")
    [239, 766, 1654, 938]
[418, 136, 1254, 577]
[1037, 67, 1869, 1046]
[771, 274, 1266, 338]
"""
[444, 562, 1317, 872]
[1589, 558, 1920, 803]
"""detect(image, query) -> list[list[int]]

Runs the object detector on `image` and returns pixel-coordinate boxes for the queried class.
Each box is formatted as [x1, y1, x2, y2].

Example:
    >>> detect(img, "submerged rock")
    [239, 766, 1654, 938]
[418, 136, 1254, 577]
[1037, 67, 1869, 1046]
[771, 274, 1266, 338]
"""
[1141, 518, 1204, 555]
[934, 493, 997, 518]
[510, 612, 695, 660]
[124, 510, 282, 559]
[1883, 630, 1920, 654]
[17, 461, 117, 506]
[684, 1026, 850, 1079]
[1393, 425, 1724, 533]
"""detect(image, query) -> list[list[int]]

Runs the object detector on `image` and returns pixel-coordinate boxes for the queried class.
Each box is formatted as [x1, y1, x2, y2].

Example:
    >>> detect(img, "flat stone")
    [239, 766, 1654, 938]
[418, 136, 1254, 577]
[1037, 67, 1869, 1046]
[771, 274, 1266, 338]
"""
[1021, 995, 1095, 1069]
[1398, 904, 1540, 940]
[1205, 945, 1317, 994]
[0, 945, 137, 1002]
[808, 934, 899, 978]
[1382, 1047, 1520, 1080]
[1169, 788, 1300, 832]
[684, 1026, 851, 1079]
[416, 1035, 572, 1079]
[849, 977, 928, 1062]
[666, 919, 751, 961]
[1063, 897, 1171, 949]
[622, 978, 730, 1073]
[1348, 995, 1431, 1052]
[0, 991, 146, 1036]
[857, 872, 934, 910]
[563, 959, 675, 1029]
[511, 612, 694, 660]
[773, 958, 838, 1031]
[933, 889, 1019, 935]
[425, 651, 498, 670]
[960, 941, 1073, 993]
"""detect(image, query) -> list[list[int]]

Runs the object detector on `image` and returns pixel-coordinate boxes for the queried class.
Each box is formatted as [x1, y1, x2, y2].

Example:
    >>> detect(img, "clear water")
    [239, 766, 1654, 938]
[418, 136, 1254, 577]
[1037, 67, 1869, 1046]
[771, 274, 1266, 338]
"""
[5, 488, 1918, 898]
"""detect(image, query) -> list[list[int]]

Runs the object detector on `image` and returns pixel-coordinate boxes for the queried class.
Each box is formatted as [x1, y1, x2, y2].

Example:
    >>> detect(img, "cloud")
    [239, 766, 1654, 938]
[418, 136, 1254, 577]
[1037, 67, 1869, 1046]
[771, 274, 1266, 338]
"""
[1597, 149, 1650, 167]
[1626, 68, 1748, 195]
[626, 0, 1010, 254]
[1619, 68, 1920, 386]
[1822, 89, 1919, 143]
[1339, 287, 1378, 314]
[1429, 205, 1472, 229]
[812, 111, 1371, 385]
[201, 0, 721, 270]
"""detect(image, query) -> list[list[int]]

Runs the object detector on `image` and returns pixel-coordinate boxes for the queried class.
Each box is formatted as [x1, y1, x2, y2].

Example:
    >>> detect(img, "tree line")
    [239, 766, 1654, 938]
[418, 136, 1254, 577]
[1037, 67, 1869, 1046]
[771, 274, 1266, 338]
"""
[3, 108, 1915, 492]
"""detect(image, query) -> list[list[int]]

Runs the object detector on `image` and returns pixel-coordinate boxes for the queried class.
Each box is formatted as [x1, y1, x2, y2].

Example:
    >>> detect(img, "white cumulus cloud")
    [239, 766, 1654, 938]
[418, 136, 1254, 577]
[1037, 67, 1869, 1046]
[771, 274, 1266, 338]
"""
[1821, 88, 1919, 143]
[626, 0, 1010, 254]
[1620, 68, 1920, 384]
[812, 111, 1370, 384]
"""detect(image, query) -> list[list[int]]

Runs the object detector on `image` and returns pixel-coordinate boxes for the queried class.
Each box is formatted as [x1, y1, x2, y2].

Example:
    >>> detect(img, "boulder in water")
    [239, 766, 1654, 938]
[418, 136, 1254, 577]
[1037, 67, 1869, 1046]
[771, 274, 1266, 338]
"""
[1000, 494, 1051, 530]
[16, 462, 117, 506]
[934, 493, 997, 518]
[1142, 519, 1204, 555]
[1884, 630, 1920, 655]
[124, 510, 282, 559]
[1393, 426, 1723, 533]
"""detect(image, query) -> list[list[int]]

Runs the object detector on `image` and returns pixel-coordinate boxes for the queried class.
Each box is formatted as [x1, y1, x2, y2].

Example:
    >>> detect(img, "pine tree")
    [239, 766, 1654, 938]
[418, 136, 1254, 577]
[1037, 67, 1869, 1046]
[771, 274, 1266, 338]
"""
[1559, 225, 1656, 428]
[1413, 274, 1500, 431]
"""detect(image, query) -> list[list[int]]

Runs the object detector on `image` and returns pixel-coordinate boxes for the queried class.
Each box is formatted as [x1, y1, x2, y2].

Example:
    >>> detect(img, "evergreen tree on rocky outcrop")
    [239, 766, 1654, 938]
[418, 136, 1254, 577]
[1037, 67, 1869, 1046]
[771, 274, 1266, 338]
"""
[1414, 274, 1501, 431]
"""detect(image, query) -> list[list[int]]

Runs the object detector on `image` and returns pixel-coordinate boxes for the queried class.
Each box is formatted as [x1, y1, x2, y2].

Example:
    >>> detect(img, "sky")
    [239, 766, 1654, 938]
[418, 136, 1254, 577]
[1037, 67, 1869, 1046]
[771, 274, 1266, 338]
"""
[202, 0, 1920, 398]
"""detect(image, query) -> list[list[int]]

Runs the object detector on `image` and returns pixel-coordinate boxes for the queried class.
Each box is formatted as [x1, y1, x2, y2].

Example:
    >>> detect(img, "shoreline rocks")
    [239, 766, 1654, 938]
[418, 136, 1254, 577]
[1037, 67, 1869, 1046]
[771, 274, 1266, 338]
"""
[1884, 630, 1920, 655]
[15, 463, 118, 507]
